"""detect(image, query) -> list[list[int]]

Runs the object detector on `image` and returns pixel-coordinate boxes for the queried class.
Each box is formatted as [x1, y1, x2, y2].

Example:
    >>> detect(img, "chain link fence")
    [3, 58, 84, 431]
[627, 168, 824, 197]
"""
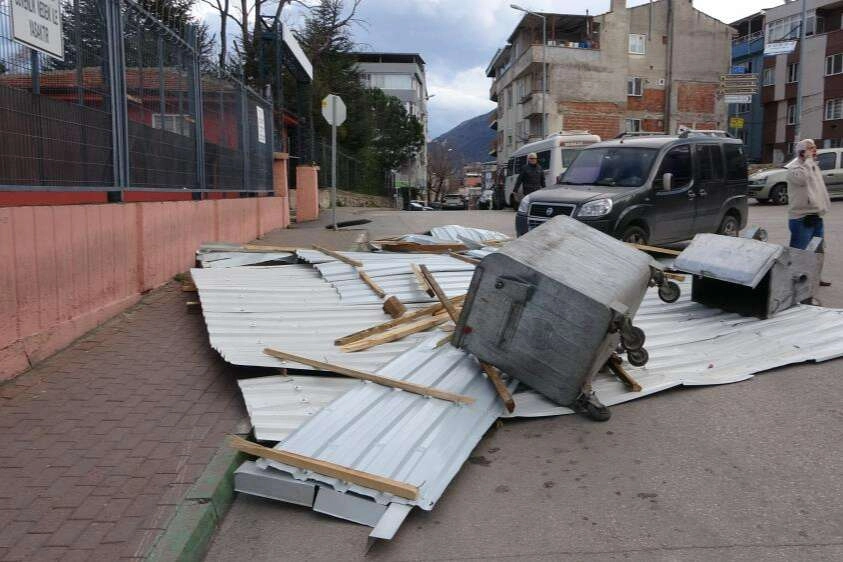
[0, 0, 273, 194]
[313, 136, 366, 193]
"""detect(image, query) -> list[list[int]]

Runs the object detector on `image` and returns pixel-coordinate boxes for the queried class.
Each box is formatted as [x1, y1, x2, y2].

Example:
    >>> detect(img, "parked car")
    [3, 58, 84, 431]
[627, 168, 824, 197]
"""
[442, 194, 468, 210]
[504, 131, 602, 208]
[408, 200, 434, 211]
[748, 147, 843, 205]
[515, 132, 749, 245]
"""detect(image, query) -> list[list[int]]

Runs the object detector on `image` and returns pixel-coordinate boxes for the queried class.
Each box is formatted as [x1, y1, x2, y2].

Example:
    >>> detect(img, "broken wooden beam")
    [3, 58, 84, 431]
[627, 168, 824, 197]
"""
[357, 268, 387, 299]
[312, 245, 364, 267]
[419, 264, 461, 323]
[608, 355, 642, 392]
[628, 243, 682, 256]
[382, 295, 407, 318]
[227, 435, 419, 500]
[262, 348, 475, 405]
[334, 294, 467, 346]
[480, 362, 516, 413]
[341, 313, 450, 353]
[410, 263, 435, 297]
[448, 251, 481, 265]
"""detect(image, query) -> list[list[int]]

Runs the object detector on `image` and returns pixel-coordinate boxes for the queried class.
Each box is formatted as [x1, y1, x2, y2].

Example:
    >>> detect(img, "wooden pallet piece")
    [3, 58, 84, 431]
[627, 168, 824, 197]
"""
[334, 294, 467, 346]
[480, 362, 516, 413]
[341, 313, 450, 353]
[312, 245, 364, 267]
[227, 435, 419, 500]
[608, 355, 642, 392]
[262, 348, 476, 405]
[419, 264, 461, 323]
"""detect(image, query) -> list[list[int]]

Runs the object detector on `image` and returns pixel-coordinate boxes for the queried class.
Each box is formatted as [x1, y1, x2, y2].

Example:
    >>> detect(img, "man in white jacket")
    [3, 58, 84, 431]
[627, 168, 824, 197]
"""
[787, 138, 832, 285]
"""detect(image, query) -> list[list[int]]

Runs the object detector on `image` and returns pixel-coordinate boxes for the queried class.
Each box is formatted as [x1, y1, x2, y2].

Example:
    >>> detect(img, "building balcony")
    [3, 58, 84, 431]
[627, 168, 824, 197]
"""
[731, 31, 765, 60]
[489, 111, 498, 131]
[521, 92, 549, 119]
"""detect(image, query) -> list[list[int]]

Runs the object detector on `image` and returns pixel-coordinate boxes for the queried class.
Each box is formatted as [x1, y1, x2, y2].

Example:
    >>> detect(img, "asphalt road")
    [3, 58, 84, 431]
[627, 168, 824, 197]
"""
[205, 201, 843, 562]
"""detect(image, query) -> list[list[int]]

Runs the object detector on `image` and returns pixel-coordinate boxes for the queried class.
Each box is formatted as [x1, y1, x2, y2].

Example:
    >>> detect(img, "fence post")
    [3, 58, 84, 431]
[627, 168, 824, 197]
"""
[105, 0, 129, 201]
[240, 83, 250, 194]
[188, 26, 206, 199]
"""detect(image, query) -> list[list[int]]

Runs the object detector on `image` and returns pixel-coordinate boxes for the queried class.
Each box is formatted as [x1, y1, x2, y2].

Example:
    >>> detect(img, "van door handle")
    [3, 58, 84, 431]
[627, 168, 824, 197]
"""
[697, 189, 707, 197]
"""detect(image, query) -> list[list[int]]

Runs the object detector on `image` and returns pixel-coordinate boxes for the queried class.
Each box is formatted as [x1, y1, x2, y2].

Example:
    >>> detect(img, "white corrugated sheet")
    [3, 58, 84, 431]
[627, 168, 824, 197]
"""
[259, 336, 514, 513]
[198, 251, 295, 268]
[428, 225, 510, 245]
[238, 375, 358, 441]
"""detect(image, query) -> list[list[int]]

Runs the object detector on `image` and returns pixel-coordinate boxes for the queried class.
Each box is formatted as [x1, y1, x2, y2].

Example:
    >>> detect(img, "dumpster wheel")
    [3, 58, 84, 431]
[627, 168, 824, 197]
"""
[658, 281, 681, 304]
[620, 325, 646, 351]
[627, 347, 649, 367]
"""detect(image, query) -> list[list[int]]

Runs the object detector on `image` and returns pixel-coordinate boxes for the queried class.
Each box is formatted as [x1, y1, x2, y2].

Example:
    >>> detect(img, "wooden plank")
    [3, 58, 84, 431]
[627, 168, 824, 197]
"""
[341, 313, 450, 353]
[419, 264, 460, 323]
[410, 263, 435, 297]
[629, 243, 682, 256]
[334, 294, 466, 346]
[312, 245, 364, 267]
[227, 435, 419, 500]
[480, 362, 516, 413]
[262, 347, 475, 405]
[377, 241, 468, 253]
[357, 268, 386, 299]
[608, 355, 642, 392]
[664, 272, 686, 282]
[448, 251, 481, 265]
[241, 244, 302, 253]
[382, 295, 407, 318]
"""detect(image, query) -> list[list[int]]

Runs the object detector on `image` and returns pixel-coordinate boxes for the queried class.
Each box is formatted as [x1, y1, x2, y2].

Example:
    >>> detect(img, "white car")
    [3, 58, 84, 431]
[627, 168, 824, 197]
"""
[748, 148, 843, 205]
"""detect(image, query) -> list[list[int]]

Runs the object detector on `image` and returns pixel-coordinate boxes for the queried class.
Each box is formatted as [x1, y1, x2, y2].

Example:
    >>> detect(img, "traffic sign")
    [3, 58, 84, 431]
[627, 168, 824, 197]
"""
[321, 94, 347, 126]
[724, 94, 753, 104]
[719, 74, 758, 96]
[729, 117, 745, 129]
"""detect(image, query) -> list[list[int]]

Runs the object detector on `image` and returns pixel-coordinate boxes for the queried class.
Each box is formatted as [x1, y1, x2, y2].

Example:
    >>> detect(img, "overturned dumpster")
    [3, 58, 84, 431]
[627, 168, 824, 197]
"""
[675, 233, 823, 319]
[454, 215, 673, 406]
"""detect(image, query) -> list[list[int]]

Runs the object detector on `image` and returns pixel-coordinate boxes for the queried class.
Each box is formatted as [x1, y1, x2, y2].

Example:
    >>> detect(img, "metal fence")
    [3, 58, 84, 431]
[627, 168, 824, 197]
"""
[0, 0, 273, 195]
[313, 136, 364, 193]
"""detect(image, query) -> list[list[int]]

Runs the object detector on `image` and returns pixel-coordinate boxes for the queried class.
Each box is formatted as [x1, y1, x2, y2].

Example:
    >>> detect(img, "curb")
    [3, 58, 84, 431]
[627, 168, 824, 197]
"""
[146, 441, 246, 562]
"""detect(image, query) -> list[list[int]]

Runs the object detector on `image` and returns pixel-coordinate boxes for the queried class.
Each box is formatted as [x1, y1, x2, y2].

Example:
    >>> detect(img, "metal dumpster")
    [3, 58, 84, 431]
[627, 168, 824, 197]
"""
[453, 215, 659, 406]
[674, 233, 823, 319]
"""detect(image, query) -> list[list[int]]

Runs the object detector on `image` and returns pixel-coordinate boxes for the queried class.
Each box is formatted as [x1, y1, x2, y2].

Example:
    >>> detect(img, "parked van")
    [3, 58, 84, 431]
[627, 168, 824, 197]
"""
[505, 131, 601, 207]
[515, 132, 749, 245]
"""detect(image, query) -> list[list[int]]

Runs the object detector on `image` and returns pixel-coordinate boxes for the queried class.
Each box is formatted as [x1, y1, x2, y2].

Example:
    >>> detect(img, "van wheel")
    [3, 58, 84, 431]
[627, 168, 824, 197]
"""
[718, 214, 739, 237]
[769, 184, 788, 205]
[621, 225, 648, 245]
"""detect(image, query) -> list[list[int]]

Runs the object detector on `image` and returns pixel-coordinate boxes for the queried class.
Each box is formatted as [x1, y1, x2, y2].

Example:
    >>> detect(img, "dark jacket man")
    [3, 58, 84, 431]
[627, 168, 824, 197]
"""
[514, 152, 546, 198]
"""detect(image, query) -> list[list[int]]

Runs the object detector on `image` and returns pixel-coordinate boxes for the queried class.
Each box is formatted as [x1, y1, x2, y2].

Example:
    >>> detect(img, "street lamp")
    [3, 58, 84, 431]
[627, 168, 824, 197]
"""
[511, 3, 547, 139]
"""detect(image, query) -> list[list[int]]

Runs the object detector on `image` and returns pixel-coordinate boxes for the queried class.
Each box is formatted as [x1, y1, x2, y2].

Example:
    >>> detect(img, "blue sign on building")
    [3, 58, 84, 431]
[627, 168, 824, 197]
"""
[731, 65, 746, 74]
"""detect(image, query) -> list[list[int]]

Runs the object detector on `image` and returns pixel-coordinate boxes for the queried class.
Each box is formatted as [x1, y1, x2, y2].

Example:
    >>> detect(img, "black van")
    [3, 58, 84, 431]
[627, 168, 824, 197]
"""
[515, 133, 749, 245]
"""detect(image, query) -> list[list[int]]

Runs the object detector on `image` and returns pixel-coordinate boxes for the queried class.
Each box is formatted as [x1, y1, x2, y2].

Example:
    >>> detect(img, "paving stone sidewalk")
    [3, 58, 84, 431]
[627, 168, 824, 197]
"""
[0, 283, 250, 561]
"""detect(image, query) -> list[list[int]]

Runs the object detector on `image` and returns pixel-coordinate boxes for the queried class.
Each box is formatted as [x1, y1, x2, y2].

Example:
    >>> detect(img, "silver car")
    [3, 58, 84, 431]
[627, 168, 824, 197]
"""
[748, 147, 843, 205]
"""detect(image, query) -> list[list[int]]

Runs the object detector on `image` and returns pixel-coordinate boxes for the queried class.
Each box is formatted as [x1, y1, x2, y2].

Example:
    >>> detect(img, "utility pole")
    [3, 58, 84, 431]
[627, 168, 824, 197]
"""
[794, 0, 808, 142]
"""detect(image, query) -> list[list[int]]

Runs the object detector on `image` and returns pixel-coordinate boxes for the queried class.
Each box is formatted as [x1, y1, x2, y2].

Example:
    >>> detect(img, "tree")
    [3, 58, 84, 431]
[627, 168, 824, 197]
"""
[427, 142, 460, 202]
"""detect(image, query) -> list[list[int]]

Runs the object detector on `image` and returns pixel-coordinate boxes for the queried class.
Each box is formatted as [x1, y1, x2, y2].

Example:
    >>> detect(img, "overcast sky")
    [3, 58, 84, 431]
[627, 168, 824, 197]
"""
[196, 0, 781, 138]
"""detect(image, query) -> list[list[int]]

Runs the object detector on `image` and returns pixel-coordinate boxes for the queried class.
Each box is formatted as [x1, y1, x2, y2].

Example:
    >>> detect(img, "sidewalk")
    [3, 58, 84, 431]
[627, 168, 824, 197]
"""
[0, 284, 249, 561]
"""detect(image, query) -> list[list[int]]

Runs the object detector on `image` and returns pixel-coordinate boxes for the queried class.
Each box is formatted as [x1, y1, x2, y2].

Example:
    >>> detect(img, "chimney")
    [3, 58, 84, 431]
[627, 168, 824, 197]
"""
[611, 0, 627, 12]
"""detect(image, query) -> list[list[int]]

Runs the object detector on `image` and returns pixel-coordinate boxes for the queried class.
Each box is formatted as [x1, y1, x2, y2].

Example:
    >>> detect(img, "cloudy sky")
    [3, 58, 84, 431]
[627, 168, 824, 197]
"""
[197, 0, 780, 138]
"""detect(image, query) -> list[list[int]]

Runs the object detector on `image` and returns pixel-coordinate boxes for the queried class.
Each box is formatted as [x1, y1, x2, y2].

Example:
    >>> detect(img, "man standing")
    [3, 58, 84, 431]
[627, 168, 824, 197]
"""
[513, 152, 546, 202]
[787, 138, 832, 286]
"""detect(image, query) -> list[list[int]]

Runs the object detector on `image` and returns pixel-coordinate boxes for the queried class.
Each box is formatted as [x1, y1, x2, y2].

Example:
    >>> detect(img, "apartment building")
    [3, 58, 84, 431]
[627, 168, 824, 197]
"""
[728, 12, 766, 162]
[352, 53, 428, 189]
[760, 0, 843, 163]
[486, 0, 733, 165]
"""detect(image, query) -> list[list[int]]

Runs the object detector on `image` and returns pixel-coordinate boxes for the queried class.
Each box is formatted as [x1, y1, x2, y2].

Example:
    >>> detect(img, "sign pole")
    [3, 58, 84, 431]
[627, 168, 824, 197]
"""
[794, 0, 807, 142]
[331, 96, 338, 231]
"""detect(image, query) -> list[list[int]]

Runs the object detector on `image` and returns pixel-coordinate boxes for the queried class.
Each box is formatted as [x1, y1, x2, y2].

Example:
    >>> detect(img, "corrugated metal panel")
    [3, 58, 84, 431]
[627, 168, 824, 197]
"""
[428, 225, 510, 245]
[261, 336, 515, 512]
[198, 251, 295, 268]
[238, 375, 359, 441]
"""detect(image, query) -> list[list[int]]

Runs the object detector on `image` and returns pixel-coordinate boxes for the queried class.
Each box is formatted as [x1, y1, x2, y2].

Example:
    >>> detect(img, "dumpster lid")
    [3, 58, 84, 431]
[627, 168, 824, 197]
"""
[675, 234, 784, 288]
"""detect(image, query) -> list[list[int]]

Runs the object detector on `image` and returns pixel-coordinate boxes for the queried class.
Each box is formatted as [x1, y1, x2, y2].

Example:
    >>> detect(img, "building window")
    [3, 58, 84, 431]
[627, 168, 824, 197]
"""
[735, 103, 751, 114]
[627, 77, 643, 97]
[762, 68, 774, 86]
[625, 118, 642, 132]
[787, 104, 798, 125]
[507, 133, 513, 147]
[628, 34, 646, 55]
[767, 11, 820, 42]
[787, 63, 799, 84]
[827, 54, 843, 76]
[825, 99, 843, 120]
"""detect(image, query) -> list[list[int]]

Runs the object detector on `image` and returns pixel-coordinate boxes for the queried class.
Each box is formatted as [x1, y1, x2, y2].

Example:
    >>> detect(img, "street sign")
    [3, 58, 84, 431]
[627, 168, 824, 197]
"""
[725, 94, 753, 104]
[731, 65, 746, 74]
[321, 94, 347, 127]
[719, 74, 758, 96]
[10, 0, 64, 60]
[729, 117, 745, 129]
[764, 41, 797, 56]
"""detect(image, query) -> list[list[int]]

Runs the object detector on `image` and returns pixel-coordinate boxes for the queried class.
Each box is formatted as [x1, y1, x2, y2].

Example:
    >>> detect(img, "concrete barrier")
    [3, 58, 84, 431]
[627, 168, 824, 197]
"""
[0, 195, 289, 381]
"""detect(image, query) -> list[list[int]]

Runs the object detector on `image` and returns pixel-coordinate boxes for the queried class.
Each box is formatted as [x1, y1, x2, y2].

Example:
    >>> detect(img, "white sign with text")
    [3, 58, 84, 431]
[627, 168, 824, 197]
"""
[256, 106, 266, 144]
[11, 0, 64, 60]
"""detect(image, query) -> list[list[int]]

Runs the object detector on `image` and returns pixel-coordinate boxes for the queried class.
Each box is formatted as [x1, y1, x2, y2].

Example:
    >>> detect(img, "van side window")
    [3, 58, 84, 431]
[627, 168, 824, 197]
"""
[696, 145, 724, 181]
[817, 152, 837, 171]
[723, 144, 748, 180]
[537, 150, 551, 170]
[655, 145, 692, 189]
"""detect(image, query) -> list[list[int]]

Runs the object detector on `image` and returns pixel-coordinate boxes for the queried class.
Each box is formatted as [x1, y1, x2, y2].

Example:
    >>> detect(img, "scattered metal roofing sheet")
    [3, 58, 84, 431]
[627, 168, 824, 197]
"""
[198, 251, 295, 268]
[238, 375, 359, 441]
[428, 225, 509, 245]
[260, 336, 515, 512]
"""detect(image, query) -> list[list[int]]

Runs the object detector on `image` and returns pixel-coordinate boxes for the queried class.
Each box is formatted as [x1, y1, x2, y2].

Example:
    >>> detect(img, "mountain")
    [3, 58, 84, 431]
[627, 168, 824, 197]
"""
[430, 110, 496, 164]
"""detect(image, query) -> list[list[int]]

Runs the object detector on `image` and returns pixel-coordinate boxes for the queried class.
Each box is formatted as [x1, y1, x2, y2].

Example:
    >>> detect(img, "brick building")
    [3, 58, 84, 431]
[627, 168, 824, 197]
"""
[759, 0, 843, 164]
[486, 0, 733, 164]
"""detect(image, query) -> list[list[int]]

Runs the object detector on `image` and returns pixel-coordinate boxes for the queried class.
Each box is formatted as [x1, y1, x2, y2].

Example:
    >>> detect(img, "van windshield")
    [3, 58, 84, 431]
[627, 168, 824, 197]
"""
[561, 147, 659, 188]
